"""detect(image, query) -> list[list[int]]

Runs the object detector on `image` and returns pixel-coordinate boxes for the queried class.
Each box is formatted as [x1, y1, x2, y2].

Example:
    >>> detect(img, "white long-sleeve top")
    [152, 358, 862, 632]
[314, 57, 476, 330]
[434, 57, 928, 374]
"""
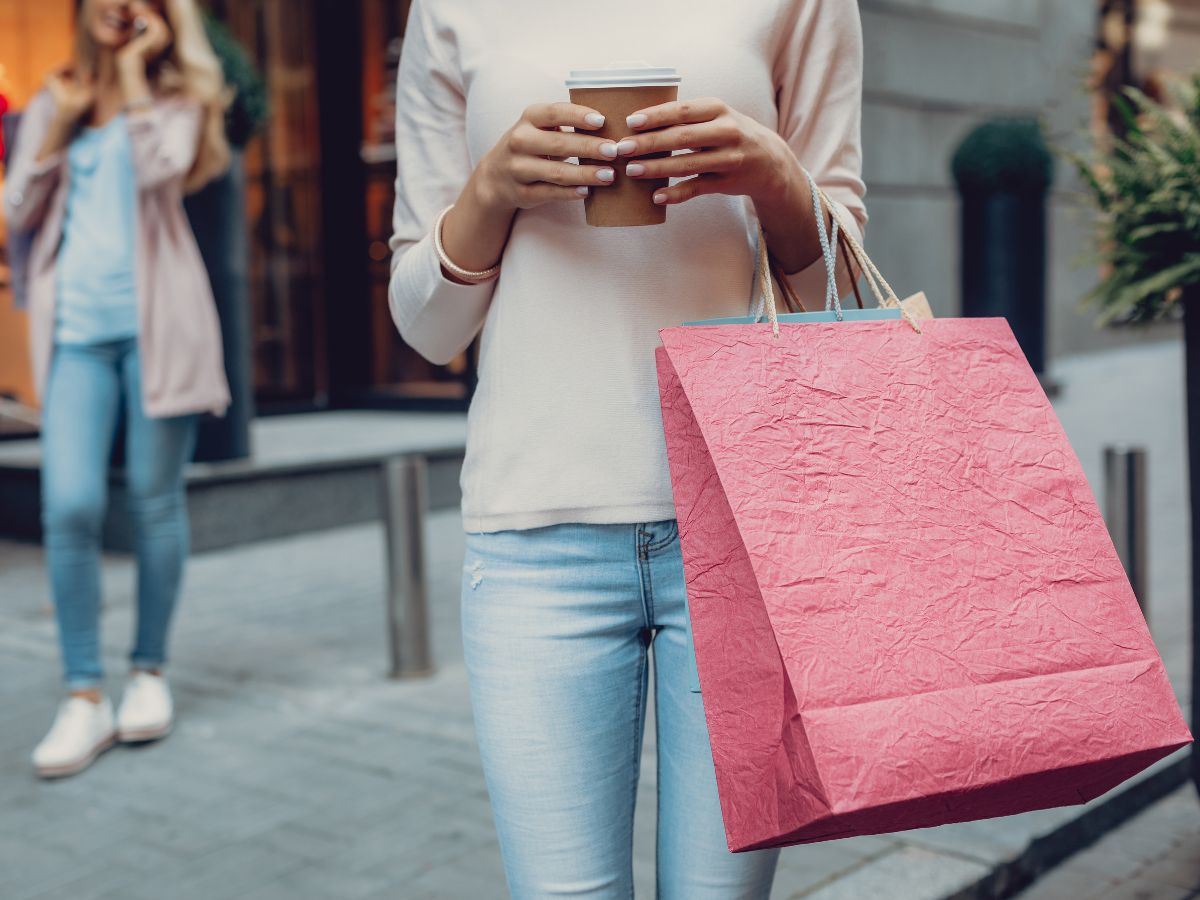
[388, 0, 867, 533]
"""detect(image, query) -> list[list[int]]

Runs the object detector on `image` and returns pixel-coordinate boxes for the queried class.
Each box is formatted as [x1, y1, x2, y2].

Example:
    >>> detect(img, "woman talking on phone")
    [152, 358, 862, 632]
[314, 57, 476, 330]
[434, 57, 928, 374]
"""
[3, 0, 229, 778]
[389, 0, 866, 895]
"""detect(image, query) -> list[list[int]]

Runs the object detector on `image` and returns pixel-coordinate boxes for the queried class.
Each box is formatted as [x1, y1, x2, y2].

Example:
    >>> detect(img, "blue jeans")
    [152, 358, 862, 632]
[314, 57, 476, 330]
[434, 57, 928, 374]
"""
[41, 338, 197, 690]
[461, 520, 780, 899]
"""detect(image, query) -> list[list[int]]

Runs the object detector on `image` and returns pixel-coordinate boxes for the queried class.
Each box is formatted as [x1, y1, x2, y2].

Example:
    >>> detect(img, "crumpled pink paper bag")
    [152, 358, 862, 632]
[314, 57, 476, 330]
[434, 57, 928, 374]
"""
[655, 317, 1192, 852]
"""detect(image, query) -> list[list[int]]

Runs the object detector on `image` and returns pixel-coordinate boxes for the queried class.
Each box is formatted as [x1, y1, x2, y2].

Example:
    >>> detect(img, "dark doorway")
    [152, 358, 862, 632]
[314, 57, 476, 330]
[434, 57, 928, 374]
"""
[209, 0, 476, 413]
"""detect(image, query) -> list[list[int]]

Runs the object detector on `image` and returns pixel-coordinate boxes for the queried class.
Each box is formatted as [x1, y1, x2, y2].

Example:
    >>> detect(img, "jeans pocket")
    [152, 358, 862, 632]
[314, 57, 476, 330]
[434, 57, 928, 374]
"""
[646, 519, 679, 554]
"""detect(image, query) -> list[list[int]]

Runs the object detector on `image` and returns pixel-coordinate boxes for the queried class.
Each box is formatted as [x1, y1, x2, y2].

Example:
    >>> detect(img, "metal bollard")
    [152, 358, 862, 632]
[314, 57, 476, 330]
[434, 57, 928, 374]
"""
[381, 455, 434, 678]
[1104, 446, 1148, 612]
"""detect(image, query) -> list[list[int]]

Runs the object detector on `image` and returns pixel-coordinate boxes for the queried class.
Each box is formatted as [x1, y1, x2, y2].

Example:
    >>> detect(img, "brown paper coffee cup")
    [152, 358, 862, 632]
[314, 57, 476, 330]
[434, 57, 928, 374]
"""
[567, 65, 681, 227]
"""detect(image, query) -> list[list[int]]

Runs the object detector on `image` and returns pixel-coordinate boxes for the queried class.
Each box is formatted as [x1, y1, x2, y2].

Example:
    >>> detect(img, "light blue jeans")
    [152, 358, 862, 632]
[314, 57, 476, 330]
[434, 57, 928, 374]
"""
[461, 520, 780, 899]
[41, 338, 197, 690]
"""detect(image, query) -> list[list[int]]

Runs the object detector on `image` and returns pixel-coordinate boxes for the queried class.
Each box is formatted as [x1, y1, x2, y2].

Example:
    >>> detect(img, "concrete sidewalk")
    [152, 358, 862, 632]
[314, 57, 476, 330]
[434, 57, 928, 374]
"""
[0, 337, 1192, 899]
[1014, 783, 1200, 900]
[1012, 777, 1200, 897]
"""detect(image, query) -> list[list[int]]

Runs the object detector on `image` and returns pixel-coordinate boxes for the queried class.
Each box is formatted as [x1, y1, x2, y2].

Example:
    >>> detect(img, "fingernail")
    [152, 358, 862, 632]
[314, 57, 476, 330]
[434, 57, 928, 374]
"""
[626, 113, 647, 128]
[625, 162, 646, 177]
[653, 192, 668, 205]
[599, 142, 619, 158]
[615, 139, 637, 156]
[597, 168, 615, 183]
[584, 113, 605, 128]
[576, 186, 590, 196]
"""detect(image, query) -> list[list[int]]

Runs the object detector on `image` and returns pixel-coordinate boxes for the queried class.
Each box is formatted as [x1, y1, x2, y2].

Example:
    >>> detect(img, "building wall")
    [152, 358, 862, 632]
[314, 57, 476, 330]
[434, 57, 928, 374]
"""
[858, 0, 1182, 359]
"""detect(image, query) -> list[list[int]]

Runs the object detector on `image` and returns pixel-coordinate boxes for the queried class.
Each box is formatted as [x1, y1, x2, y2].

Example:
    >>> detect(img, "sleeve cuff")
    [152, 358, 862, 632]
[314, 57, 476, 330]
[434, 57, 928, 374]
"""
[27, 150, 64, 179]
[3, 151, 63, 224]
[388, 231, 496, 365]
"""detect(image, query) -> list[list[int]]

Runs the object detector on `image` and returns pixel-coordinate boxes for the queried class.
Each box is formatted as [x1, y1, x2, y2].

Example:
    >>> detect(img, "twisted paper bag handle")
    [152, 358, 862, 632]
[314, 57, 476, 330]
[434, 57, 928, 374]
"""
[754, 170, 922, 337]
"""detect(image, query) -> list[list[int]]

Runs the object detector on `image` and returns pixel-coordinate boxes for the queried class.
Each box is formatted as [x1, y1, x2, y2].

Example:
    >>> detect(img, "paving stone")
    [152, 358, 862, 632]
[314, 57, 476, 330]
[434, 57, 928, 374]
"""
[145, 843, 306, 900]
[900, 812, 1069, 863]
[238, 862, 396, 900]
[1098, 828, 1194, 867]
[1061, 844, 1152, 884]
[19, 866, 140, 900]
[792, 846, 991, 900]
[1094, 877, 1194, 900]
[408, 850, 510, 899]
[1160, 840, 1200, 868]
[1014, 785, 1200, 899]
[1137, 854, 1200, 892]
[773, 836, 897, 897]
[0, 837, 100, 900]
[1014, 865, 1121, 900]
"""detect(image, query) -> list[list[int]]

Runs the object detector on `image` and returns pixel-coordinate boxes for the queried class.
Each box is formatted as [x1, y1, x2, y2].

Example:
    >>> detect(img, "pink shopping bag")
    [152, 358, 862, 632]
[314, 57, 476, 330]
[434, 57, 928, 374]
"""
[656, 308, 1191, 852]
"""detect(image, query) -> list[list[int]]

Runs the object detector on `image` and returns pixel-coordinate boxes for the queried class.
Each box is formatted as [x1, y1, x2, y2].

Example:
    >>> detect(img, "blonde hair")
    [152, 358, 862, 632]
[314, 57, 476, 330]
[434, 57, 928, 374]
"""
[76, 0, 231, 192]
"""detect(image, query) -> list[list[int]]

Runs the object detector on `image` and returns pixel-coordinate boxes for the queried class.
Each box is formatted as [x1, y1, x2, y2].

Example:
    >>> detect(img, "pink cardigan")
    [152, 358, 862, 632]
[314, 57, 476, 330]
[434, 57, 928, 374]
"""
[3, 89, 230, 418]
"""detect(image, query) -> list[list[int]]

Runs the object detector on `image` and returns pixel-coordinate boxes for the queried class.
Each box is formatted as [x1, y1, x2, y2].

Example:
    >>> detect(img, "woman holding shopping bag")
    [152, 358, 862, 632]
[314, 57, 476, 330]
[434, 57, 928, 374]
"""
[388, 0, 865, 894]
[3, 0, 230, 778]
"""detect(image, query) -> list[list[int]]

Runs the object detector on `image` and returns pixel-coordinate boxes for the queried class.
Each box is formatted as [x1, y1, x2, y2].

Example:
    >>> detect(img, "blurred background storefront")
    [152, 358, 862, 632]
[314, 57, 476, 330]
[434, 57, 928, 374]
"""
[201, 0, 476, 414]
[0, 0, 472, 424]
[2, 0, 1199, 427]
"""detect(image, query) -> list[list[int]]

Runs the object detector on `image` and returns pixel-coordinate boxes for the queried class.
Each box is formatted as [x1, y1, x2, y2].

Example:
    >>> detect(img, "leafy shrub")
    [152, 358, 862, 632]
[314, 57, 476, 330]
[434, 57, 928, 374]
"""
[951, 117, 1054, 195]
[1069, 76, 1200, 325]
[204, 12, 268, 149]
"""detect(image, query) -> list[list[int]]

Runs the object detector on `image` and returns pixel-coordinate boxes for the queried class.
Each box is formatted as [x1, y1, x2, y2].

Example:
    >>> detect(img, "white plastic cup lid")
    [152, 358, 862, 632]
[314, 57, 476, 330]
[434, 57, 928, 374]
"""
[566, 63, 680, 89]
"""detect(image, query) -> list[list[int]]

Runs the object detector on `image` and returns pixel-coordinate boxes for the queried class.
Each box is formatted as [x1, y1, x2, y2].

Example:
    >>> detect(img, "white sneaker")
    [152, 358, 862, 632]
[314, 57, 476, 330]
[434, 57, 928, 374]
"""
[32, 696, 117, 779]
[116, 672, 174, 743]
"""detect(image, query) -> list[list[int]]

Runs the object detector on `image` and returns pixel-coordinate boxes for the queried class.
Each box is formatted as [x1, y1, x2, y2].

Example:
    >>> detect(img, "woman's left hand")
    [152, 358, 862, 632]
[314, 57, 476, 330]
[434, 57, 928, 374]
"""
[116, 2, 172, 69]
[619, 97, 796, 208]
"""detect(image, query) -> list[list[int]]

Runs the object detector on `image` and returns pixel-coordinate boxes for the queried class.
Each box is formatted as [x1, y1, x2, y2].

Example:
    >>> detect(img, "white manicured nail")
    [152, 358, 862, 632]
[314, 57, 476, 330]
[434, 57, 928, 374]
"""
[615, 139, 637, 155]
[625, 163, 646, 177]
[597, 168, 615, 183]
[626, 113, 647, 128]
[584, 113, 605, 128]
[653, 192, 668, 204]
[576, 186, 590, 196]
[600, 142, 619, 158]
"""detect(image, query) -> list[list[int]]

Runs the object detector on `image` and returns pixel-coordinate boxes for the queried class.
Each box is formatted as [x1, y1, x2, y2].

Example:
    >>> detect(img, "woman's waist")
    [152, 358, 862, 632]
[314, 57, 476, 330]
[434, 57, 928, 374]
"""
[485, 249, 757, 327]
[460, 394, 674, 518]
[499, 199, 756, 291]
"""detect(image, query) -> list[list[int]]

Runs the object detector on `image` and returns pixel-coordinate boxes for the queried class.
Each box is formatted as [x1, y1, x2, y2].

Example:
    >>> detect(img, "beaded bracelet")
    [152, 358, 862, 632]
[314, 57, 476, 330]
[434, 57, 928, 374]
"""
[434, 205, 501, 283]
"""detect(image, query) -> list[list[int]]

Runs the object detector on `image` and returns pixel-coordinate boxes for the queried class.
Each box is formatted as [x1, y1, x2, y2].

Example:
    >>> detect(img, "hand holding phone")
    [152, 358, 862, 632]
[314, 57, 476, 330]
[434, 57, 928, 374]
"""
[118, 6, 170, 68]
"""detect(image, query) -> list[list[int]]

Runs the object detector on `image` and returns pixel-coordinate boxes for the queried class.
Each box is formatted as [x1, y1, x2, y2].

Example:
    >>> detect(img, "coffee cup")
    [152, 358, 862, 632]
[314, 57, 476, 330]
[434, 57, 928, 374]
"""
[567, 64, 681, 227]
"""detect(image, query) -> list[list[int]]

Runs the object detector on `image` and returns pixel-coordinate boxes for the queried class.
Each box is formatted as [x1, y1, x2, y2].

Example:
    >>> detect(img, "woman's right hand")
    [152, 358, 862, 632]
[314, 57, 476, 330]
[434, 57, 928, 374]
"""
[439, 102, 633, 276]
[45, 67, 95, 125]
[475, 102, 633, 213]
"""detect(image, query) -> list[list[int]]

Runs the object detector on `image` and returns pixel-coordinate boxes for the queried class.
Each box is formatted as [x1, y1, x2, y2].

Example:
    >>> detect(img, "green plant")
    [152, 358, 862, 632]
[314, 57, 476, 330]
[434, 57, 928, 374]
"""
[1069, 75, 1200, 325]
[203, 12, 268, 149]
[951, 117, 1054, 195]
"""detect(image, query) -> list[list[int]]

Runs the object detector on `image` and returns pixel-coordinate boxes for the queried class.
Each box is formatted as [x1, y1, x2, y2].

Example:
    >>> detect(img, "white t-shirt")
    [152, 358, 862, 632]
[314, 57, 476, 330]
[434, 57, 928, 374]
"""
[388, 0, 867, 532]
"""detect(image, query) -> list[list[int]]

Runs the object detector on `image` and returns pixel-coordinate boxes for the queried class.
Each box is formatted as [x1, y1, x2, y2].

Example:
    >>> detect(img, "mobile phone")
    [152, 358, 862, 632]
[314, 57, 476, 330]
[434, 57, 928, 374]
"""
[133, 17, 148, 37]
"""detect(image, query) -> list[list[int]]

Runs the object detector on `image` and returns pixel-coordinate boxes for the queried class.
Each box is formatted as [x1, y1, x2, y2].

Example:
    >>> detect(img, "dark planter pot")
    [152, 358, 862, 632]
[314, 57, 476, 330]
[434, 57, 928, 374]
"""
[185, 149, 254, 462]
[1184, 288, 1200, 796]
[960, 190, 1048, 374]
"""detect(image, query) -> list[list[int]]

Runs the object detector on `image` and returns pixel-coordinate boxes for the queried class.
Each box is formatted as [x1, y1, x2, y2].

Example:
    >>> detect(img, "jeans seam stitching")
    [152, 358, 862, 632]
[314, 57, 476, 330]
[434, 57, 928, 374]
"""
[640, 559, 656, 630]
[636, 527, 654, 630]
[628, 646, 646, 900]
